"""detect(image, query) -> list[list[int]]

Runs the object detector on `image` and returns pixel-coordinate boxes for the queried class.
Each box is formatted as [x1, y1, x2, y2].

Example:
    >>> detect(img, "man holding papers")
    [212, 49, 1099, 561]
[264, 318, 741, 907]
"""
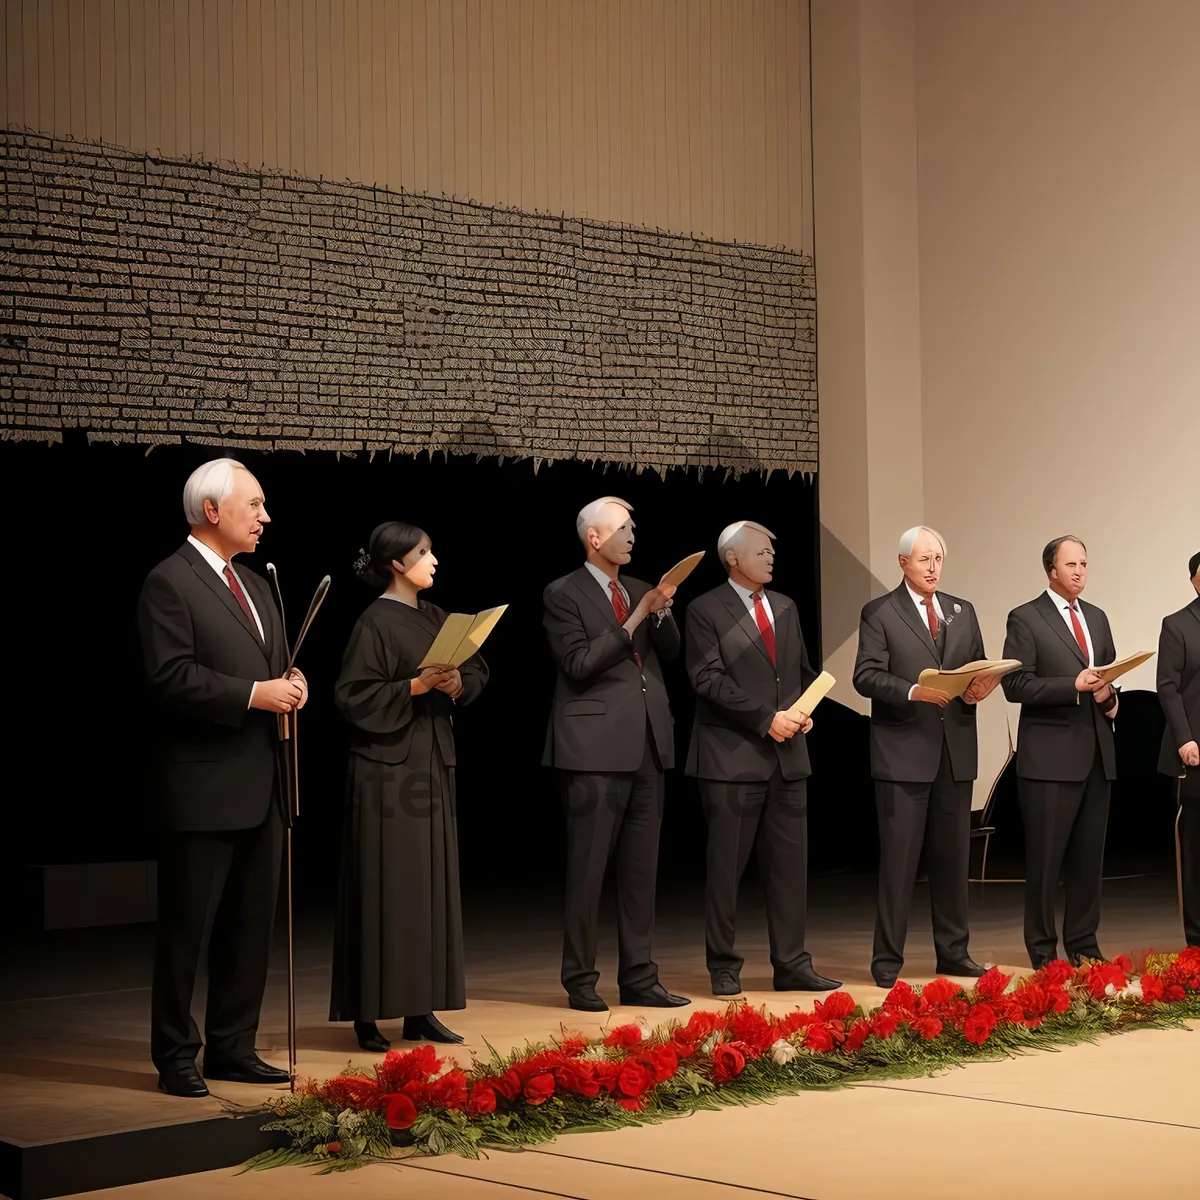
[543, 497, 690, 1012]
[685, 521, 840, 996]
[1002, 535, 1118, 969]
[1156, 551, 1200, 947]
[853, 526, 995, 987]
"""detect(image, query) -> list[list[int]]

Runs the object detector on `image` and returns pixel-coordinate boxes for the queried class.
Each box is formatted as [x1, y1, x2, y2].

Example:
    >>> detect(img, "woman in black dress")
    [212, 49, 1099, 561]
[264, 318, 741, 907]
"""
[330, 521, 488, 1049]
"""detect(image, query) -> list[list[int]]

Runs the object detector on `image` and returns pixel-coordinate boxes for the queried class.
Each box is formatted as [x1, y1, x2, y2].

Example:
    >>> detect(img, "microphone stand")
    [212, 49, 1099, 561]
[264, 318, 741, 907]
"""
[266, 564, 331, 1093]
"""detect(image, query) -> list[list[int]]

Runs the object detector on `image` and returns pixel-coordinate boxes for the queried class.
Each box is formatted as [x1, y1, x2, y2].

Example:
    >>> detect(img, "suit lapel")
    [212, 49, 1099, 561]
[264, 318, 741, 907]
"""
[179, 542, 269, 657]
[889, 585, 941, 666]
[768, 590, 790, 665]
[941, 593, 965, 666]
[1036, 590, 1087, 665]
[570, 567, 621, 631]
[718, 584, 774, 668]
[1188, 597, 1200, 630]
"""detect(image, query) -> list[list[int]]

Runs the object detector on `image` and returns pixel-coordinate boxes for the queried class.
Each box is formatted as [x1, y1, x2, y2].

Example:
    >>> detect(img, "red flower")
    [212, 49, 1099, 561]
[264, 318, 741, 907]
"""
[467, 1081, 497, 1114]
[815, 992, 856, 1022]
[711, 1042, 747, 1084]
[677, 1010, 726, 1042]
[310, 1073, 383, 1110]
[805, 1025, 834, 1053]
[641, 1046, 679, 1083]
[604, 1023, 644, 1049]
[728, 1006, 775, 1056]
[617, 1096, 646, 1112]
[910, 1015, 943, 1040]
[523, 1073, 556, 1105]
[1013, 982, 1049, 1019]
[1112, 954, 1133, 975]
[1166, 983, 1187, 1002]
[1047, 985, 1071, 1014]
[844, 1020, 871, 1053]
[870, 1009, 902, 1040]
[377, 1045, 441, 1093]
[493, 1070, 522, 1102]
[963, 1004, 997, 1045]
[552, 1062, 601, 1099]
[974, 967, 1012, 1000]
[1140, 974, 1164, 1004]
[384, 1092, 418, 1130]
[1084, 961, 1128, 1000]
[1037, 960, 1075, 988]
[325, 1142, 341, 1155]
[616, 1060, 654, 1099]
[884, 981, 917, 1011]
[558, 1036, 589, 1057]
[920, 978, 963, 1007]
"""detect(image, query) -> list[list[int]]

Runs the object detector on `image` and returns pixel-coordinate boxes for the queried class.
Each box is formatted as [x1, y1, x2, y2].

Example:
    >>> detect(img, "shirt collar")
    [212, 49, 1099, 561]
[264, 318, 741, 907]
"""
[905, 582, 937, 608]
[188, 534, 230, 576]
[1046, 587, 1080, 612]
[585, 560, 622, 594]
[727, 578, 762, 604]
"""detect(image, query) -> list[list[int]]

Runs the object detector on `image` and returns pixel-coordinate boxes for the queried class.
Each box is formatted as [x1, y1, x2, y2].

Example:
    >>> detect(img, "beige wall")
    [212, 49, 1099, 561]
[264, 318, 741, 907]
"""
[0, 0, 813, 253]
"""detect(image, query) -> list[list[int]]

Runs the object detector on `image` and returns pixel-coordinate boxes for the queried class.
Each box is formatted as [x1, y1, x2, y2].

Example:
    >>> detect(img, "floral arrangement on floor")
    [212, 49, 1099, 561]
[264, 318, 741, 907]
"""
[240, 947, 1200, 1174]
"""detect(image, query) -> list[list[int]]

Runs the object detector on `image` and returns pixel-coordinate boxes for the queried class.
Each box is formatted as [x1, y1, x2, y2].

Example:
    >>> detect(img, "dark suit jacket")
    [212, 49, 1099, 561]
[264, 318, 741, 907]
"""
[1001, 592, 1117, 782]
[852, 584, 985, 784]
[542, 566, 680, 773]
[1157, 597, 1200, 778]
[684, 583, 817, 782]
[136, 540, 287, 831]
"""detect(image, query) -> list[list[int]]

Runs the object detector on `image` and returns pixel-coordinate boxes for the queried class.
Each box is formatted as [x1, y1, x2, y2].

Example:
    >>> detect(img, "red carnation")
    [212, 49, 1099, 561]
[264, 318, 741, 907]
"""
[804, 1024, 834, 1053]
[1166, 983, 1187, 1002]
[920, 978, 963, 1007]
[429, 1070, 468, 1110]
[728, 1006, 775, 1056]
[815, 992, 857, 1022]
[844, 1020, 871, 1053]
[467, 1081, 498, 1114]
[963, 1003, 997, 1045]
[1013, 982, 1048, 1019]
[711, 1042, 747, 1084]
[1084, 961, 1128, 1000]
[523, 1073, 556, 1105]
[1038, 960, 1075, 988]
[1112, 954, 1133, 975]
[870, 1009, 901, 1040]
[558, 1036, 589, 1057]
[493, 1069, 522, 1102]
[1047, 985, 1071, 1014]
[377, 1044, 441, 1092]
[617, 1060, 654, 1099]
[642, 1046, 679, 1083]
[910, 1015, 943, 1040]
[384, 1092, 418, 1130]
[884, 981, 917, 1011]
[1140, 974, 1164, 1004]
[974, 967, 1012, 1000]
[604, 1023, 644, 1049]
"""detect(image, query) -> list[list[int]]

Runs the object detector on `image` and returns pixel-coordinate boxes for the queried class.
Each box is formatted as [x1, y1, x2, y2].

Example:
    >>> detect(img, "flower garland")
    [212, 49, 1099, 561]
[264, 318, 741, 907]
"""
[240, 947, 1200, 1174]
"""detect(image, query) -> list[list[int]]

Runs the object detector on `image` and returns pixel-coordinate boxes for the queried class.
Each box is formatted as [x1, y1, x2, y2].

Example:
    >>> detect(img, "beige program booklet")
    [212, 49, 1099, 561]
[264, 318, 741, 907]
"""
[1094, 650, 1155, 685]
[917, 659, 1022, 699]
[660, 551, 705, 589]
[785, 671, 837, 719]
[418, 606, 508, 669]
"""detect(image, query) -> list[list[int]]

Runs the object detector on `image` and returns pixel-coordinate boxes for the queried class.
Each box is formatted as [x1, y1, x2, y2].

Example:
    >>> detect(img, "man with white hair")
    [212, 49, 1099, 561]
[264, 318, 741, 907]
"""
[853, 525, 996, 987]
[542, 496, 689, 1012]
[685, 520, 841, 996]
[137, 458, 307, 1097]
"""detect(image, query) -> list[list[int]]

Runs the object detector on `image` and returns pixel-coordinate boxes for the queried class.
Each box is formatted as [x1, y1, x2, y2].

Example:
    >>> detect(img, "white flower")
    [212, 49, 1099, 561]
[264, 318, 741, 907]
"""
[770, 1039, 797, 1065]
[699, 1032, 720, 1055]
[1117, 979, 1143, 1000]
[1104, 983, 1117, 997]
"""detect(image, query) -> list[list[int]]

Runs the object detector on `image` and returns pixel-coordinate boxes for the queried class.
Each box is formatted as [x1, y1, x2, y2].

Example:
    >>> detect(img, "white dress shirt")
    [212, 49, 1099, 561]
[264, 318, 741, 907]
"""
[727, 578, 775, 628]
[188, 535, 264, 708]
[1043, 587, 1117, 715]
[906, 583, 944, 700]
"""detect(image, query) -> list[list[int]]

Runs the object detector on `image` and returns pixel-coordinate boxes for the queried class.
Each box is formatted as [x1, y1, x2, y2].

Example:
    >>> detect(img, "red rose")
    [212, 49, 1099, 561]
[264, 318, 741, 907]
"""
[963, 1004, 997, 1045]
[974, 967, 1013, 1000]
[910, 1016, 943, 1040]
[920, 978, 963, 1007]
[1140, 974, 1164, 1004]
[553, 1063, 600, 1099]
[468, 1081, 497, 1114]
[325, 1142, 342, 1155]
[384, 1092, 418, 1130]
[604, 1023, 644, 1049]
[670, 1038, 698, 1061]
[884, 981, 917, 1011]
[617, 1060, 654, 1099]
[523, 1073, 556, 1105]
[711, 1042, 747, 1084]
[493, 1069, 522, 1102]
[870, 1009, 901, 1040]
[815, 992, 857, 1022]
[642, 1046, 679, 1083]
[844, 1020, 871, 1053]
[805, 1025, 834, 1053]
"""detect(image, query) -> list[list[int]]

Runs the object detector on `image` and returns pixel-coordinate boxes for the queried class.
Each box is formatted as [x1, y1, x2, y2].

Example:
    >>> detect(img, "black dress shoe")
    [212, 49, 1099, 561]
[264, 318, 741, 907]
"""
[774, 967, 842, 992]
[711, 970, 743, 997]
[872, 972, 899, 989]
[567, 989, 609, 1012]
[935, 958, 987, 978]
[618, 984, 691, 1008]
[1068, 949, 1105, 968]
[203, 1055, 290, 1085]
[354, 1021, 391, 1053]
[403, 1014, 464, 1044]
[157, 1063, 210, 1098]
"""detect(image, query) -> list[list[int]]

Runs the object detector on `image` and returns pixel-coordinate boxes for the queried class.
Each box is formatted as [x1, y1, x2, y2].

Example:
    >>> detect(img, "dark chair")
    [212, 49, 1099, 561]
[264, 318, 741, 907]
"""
[969, 745, 1013, 883]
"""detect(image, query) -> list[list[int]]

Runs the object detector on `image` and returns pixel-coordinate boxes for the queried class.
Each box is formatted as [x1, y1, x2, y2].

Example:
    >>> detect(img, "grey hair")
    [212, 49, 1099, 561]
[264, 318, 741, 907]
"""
[183, 458, 248, 526]
[898, 525, 947, 557]
[576, 496, 633, 546]
[717, 520, 776, 573]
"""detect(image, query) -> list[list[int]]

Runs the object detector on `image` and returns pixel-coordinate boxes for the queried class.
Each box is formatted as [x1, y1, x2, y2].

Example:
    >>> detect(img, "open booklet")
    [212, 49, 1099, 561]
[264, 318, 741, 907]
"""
[785, 671, 837, 720]
[1094, 650, 1155, 685]
[918, 659, 1022, 699]
[418, 606, 508, 669]
[660, 551, 705, 589]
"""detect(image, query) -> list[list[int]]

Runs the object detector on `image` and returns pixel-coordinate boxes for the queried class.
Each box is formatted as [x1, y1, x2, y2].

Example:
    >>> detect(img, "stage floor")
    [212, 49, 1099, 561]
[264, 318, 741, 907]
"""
[3, 874, 1198, 1199]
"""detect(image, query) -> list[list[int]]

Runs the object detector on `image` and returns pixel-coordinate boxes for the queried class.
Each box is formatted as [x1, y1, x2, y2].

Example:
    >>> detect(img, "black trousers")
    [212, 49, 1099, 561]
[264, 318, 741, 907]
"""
[700, 770, 810, 981]
[151, 810, 283, 1069]
[1179, 771, 1200, 948]
[1018, 752, 1110, 967]
[559, 733, 664, 995]
[872, 744, 972, 979]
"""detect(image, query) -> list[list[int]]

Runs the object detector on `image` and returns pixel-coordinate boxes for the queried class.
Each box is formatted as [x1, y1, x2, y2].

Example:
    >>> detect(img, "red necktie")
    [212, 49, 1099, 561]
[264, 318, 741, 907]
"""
[1068, 602, 1089, 661]
[752, 592, 776, 665]
[609, 580, 641, 667]
[224, 565, 262, 642]
[923, 594, 939, 641]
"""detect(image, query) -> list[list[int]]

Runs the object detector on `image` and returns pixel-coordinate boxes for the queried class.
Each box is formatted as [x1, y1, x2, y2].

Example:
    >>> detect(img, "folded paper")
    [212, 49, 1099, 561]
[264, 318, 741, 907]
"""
[786, 671, 836, 719]
[418, 605, 508, 669]
[661, 551, 705, 589]
[918, 659, 1022, 699]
